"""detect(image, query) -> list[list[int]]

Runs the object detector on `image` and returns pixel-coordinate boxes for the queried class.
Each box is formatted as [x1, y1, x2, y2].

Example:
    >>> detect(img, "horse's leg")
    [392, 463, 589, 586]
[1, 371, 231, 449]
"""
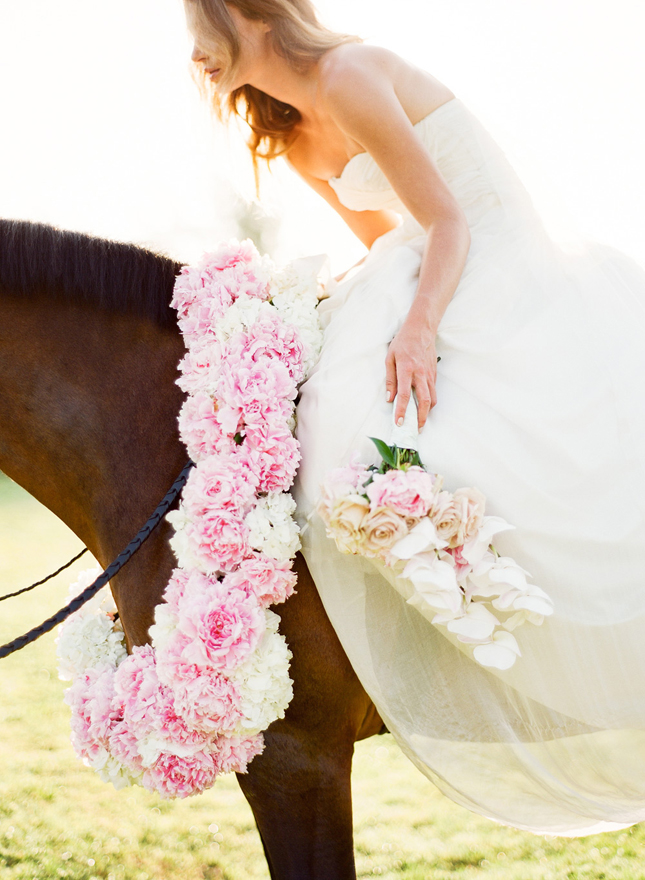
[236, 552, 382, 880]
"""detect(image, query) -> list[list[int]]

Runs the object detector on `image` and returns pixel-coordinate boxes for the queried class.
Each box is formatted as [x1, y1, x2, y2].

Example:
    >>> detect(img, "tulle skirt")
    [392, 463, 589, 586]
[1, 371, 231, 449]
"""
[293, 213, 645, 834]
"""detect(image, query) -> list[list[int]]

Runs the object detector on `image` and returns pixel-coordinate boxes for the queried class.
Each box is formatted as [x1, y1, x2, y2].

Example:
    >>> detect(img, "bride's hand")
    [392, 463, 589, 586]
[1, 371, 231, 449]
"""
[385, 323, 438, 431]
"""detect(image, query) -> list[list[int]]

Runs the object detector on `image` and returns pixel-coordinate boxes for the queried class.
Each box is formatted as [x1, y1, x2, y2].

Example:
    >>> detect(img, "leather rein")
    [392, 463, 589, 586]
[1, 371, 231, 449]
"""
[0, 460, 195, 659]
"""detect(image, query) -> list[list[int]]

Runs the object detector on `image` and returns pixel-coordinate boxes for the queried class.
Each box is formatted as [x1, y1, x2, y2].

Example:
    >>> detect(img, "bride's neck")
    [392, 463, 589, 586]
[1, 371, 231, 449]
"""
[246, 53, 320, 124]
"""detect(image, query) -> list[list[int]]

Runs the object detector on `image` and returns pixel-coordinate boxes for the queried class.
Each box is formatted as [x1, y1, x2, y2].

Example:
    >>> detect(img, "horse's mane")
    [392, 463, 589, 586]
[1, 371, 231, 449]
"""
[0, 219, 184, 329]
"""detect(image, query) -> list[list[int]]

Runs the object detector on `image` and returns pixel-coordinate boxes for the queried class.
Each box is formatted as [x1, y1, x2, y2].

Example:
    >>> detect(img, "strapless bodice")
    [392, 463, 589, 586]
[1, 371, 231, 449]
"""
[328, 97, 541, 237]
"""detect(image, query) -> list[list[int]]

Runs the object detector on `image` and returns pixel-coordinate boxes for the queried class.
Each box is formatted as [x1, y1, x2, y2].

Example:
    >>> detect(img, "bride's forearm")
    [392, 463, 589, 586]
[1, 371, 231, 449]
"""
[406, 214, 471, 335]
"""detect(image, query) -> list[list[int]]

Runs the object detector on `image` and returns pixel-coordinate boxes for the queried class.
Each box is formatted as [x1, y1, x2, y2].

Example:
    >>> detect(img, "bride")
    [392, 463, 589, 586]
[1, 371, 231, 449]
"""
[185, 0, 645, 835]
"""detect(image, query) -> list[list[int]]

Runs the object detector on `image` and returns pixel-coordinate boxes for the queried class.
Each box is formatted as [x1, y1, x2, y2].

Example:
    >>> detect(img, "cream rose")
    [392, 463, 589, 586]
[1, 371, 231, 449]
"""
[327, 495, 370, 554]
[428, 491, 461, 546]
[359, 507, 409, 559]
[451, 487, 486, 547]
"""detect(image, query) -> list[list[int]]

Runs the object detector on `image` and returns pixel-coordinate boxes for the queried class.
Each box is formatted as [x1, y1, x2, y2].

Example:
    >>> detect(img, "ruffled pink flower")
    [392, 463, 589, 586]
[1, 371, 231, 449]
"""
[214, 733, 265, 774]
[113, 646, 160, 730]
[182, 454, 259, 518]
[185, 508, 251, 572]
[177, 297, 233, 349]
[223, 555, 297, 607]
[178, 393, 236, 462]
[217, 356, 297, 415]
[366, 467, 439, 518]
[65, 665, 119, 763]
[142, 750, 219, 799]
[108, 719, 144, 773]
[238, 433, 301, 494]
[227, 315, 305, 382]
[169, 663, 243, 733]
[161, 568, 194, 614]
[174, 584, 265, 670]
[176, 343, 223, 395]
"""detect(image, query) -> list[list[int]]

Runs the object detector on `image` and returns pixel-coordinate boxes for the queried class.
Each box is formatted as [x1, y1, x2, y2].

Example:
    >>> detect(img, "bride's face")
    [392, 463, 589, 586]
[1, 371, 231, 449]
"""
[185, 1, 272, 94]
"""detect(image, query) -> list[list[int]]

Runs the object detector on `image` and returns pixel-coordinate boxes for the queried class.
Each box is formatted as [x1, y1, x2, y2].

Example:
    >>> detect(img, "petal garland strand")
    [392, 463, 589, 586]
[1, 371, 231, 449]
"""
[56, 240, 324, 797]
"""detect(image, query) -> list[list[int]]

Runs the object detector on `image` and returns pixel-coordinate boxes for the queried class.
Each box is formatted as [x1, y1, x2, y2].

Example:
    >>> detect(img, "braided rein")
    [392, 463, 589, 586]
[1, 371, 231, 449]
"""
[0, 460, 195, 660]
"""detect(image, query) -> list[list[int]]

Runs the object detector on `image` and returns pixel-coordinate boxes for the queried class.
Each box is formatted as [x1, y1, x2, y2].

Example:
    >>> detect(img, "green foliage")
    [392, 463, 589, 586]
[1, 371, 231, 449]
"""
[1, 479, 644, 878]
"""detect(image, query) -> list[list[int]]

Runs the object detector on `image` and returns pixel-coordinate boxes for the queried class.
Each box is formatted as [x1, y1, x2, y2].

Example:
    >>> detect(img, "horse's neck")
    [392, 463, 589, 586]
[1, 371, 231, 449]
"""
[0, 291, 186, 561]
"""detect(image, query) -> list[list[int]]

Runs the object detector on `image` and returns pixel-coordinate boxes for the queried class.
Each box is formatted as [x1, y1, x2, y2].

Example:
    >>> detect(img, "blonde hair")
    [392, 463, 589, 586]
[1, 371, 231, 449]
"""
[187, 0, 361, 189]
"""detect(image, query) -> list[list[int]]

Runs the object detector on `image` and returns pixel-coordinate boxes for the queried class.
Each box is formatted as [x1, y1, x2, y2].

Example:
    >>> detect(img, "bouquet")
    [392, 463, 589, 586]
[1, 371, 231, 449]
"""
[318, 399, 554, 670]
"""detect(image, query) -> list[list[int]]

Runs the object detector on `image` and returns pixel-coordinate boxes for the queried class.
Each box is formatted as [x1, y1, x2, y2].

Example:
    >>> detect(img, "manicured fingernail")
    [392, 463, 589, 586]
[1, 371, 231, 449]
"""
[397, 417, 404, 427]
[386, 392, 391, 402]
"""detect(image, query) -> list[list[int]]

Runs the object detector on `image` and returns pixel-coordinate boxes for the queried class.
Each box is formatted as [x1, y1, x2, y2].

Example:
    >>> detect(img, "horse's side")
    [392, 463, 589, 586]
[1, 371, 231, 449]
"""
[0, 219, 383, 880]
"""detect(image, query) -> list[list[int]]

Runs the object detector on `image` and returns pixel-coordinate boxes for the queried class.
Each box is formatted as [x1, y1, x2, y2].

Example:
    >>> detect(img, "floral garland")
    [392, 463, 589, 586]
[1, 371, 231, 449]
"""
[319, 417, 554, 671]
[56, 241, 323, 798]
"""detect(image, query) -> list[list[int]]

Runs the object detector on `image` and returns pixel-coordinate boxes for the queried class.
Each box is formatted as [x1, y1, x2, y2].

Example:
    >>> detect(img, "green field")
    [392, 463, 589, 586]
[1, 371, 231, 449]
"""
[1, 474, 644, 880]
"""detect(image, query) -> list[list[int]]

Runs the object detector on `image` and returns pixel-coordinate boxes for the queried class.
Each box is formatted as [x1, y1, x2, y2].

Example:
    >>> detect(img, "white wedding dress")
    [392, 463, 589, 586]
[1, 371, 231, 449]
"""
[292, 97, 645, 835]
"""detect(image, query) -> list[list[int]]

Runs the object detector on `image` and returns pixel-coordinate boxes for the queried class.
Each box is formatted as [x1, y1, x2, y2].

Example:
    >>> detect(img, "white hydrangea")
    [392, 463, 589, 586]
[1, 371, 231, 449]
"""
[166, 508, 203, 572]
[245, 493, 301, 560]
[88, 750, 142, 790]
[149, 602, 179, 653]
[232, 610, 293, 735]
[56, 568, 126, 681]
[269, 265, 323, 378]
[215, 294, 275, 344]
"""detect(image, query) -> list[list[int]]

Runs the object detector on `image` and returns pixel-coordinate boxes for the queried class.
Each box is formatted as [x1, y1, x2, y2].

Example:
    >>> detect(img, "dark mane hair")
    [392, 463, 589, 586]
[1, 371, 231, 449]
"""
[0, 219, 184, 329]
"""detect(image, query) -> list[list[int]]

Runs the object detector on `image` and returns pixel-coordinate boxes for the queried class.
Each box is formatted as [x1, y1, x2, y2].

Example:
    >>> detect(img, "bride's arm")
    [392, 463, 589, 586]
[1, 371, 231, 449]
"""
[319, 52, 471, 431]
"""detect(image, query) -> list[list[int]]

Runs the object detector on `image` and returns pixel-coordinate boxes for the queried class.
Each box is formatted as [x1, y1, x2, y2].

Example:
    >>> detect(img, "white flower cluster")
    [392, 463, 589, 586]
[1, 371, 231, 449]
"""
[56, 568, 127, 680]
[268, 263, 324, 377]
[231, 610, 294, 734]
[389, 516, 554, 670]
[245, 493, 301, 560]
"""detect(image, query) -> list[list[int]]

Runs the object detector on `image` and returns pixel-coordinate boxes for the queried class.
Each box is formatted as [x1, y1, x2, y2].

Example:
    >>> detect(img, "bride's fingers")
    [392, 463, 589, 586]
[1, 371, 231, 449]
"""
[414, 377, 432, 429]
[394, 365, 413, 426]
[385, 348, 397, 403]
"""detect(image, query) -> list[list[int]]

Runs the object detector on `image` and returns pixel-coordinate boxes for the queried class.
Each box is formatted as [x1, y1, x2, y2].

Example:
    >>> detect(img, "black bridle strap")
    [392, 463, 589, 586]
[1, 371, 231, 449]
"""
[0, 547, 89, 602]
[0, 460, 195, 660]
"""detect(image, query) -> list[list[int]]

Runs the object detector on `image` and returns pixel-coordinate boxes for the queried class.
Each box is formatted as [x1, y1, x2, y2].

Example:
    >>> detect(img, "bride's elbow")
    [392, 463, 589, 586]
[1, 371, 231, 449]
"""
[426, 208, 471, 253]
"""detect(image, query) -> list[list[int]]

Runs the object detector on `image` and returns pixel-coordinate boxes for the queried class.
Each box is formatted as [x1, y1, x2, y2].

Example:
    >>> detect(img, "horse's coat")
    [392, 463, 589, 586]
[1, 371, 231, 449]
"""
[0, 219, 384, 880]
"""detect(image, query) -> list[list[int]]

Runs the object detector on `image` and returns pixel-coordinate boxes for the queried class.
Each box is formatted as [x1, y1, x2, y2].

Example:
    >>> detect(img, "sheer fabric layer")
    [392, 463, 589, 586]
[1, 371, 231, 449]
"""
[294, 98, 645, 834]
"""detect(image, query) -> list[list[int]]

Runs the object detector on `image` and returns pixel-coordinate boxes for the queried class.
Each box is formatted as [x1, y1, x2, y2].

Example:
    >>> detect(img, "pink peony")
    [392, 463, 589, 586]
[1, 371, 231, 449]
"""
[222, 555, 297, 607]
[169, 663, 243, 733]
[178, 393, 236, 462]
[182, 454, 259, 518]
[238, 433, 301, 494]
[174, 584, 265, 670]
[214, 733, 265, 774]
[366, 467, 439, 518]
[184, 508, 251, 572]
[142, 750, 219, 799]
[65, 664, 119, 763]
[227, 315, 305, 382]
[176, 343, 223, 396]
[216, 355, 297, 415]
[113, 646, 161, 730]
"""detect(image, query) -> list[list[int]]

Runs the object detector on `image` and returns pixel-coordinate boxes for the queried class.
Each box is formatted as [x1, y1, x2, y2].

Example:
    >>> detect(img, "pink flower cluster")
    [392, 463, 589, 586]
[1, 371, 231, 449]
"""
[63, 241, 306, 798]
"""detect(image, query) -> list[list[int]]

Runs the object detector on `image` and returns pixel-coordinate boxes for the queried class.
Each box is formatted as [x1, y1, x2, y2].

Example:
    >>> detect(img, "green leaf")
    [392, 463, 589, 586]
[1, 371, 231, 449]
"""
[233, 432, 244, 446]
[369, 436, 396, 468]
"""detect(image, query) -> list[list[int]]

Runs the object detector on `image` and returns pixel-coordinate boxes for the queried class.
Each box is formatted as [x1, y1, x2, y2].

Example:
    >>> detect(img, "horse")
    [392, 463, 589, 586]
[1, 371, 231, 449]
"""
[0, 217, 385, 880]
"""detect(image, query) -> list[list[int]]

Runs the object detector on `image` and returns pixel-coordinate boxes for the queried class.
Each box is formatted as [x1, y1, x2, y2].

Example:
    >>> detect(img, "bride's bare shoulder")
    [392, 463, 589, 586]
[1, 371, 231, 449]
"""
[317, 43, 454, 121]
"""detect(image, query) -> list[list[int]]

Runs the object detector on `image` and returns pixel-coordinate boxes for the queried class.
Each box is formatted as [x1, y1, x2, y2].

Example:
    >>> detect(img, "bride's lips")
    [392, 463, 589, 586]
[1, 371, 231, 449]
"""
[206, 67, 222, 80]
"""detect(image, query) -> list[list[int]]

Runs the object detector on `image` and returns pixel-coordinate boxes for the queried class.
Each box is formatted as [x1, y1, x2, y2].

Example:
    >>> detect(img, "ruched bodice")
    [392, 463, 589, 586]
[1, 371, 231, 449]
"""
[294, 94, 645, 835]
[328, 97, 539, 237]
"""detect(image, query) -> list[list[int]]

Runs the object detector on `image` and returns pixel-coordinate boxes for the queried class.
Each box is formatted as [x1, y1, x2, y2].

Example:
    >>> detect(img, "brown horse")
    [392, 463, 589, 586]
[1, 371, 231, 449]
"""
[0, 218, 385, 880]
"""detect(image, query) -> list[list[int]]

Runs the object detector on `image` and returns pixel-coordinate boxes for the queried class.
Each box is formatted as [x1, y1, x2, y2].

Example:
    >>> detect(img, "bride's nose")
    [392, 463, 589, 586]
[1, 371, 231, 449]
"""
[191, 42, 206, 64]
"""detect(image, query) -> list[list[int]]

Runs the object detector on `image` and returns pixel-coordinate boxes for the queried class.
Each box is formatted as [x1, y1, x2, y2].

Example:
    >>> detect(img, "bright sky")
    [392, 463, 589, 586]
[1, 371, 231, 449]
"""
[1, 0, 644, 272]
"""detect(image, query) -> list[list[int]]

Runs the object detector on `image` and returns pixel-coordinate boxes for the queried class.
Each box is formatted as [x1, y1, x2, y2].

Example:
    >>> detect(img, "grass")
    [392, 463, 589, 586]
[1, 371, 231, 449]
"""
[1, 473, 645, 879]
